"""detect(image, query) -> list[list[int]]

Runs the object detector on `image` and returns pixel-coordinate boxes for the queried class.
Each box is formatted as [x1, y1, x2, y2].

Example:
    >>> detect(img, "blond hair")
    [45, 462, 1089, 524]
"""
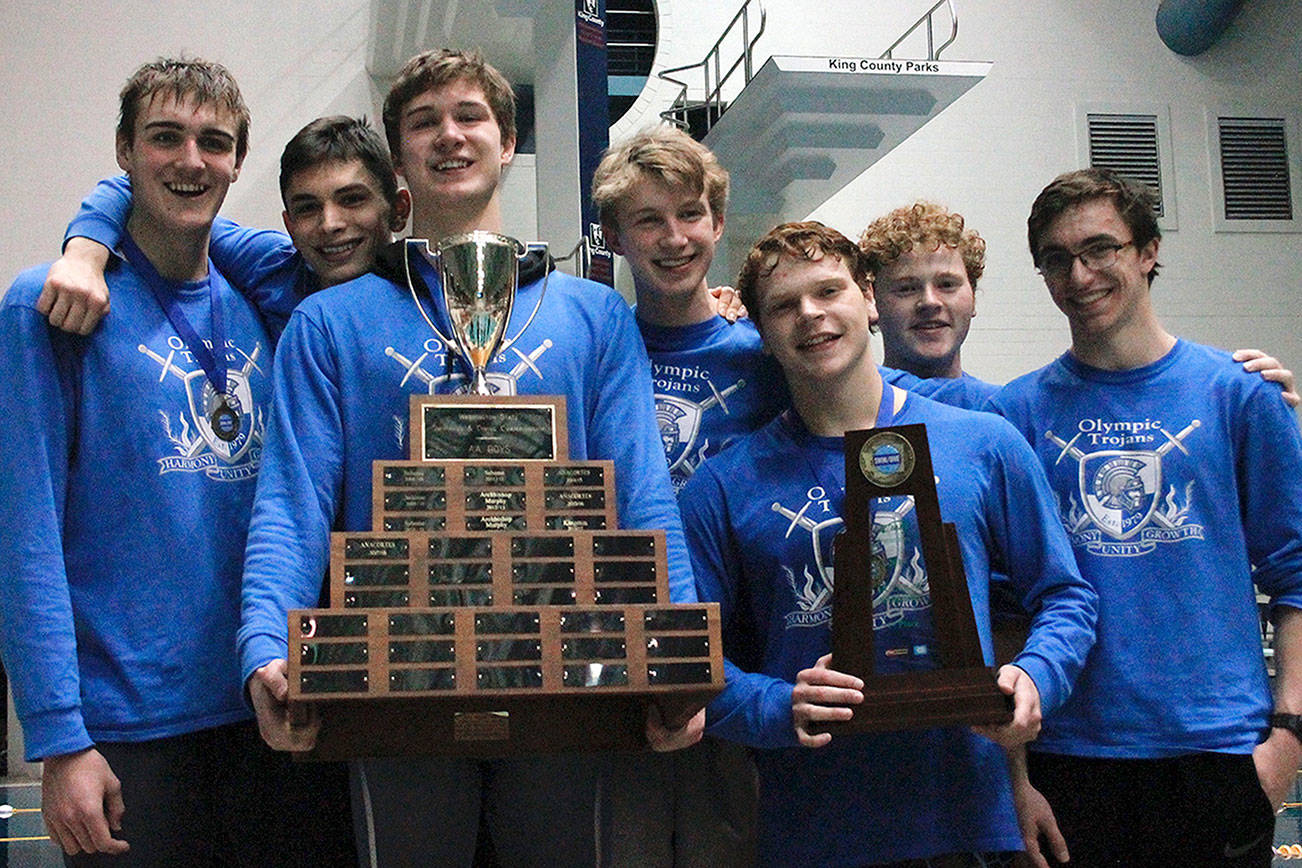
[592, 125, 729, 226]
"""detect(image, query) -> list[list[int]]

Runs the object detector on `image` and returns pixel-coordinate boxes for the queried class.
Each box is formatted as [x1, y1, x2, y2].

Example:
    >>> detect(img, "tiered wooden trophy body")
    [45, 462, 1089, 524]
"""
[288, 394, 724, 759]
[821, 424, 1012, 734]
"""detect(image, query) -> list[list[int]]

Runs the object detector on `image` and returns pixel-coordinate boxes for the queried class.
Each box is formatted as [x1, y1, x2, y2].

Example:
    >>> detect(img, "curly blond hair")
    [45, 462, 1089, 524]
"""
[858, 201, 985, 286]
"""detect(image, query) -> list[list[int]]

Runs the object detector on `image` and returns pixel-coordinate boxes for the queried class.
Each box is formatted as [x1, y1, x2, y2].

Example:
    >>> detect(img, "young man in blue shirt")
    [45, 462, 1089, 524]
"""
[0, 58, 352, 866]
[232, 49, 695, 866]
[591, 125, 772, 866]
[682, 221, 1098, 866]
[990, 168, 1302, 868]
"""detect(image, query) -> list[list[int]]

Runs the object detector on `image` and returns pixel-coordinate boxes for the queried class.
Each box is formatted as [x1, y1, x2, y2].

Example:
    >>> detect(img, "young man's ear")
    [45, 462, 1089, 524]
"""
[390, 189, 412, 232]
[1138, 237, 1160, 280]
[115, 132, 133, 174]
[602, 220, 624, 256]
[500, 134, 517, 167]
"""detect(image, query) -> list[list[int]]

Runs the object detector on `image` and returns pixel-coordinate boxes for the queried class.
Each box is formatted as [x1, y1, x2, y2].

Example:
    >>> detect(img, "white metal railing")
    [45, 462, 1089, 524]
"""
[658, 0, 766, 132]
[880, 0, 958, 60]
[658, 0, 960, 138]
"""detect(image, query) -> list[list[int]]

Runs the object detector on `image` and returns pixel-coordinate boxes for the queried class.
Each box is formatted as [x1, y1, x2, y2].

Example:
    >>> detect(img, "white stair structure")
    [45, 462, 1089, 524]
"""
[655, 0, 991, 277]
[704, 53, 991, 278]
[364, 0, 992, 278]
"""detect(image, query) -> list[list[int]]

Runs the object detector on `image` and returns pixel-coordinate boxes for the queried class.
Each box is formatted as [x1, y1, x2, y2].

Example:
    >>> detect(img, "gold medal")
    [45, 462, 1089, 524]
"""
[858, 431, 915, 487]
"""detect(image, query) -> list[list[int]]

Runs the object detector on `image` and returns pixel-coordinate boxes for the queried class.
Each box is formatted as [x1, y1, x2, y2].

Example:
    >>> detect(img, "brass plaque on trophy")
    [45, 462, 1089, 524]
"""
[414, 394, 568, 462]
[331, 529, 667, 610]
[287, 604, 723, 758]
[822, 423, 1011, 733]
[373, 460, 616, 532]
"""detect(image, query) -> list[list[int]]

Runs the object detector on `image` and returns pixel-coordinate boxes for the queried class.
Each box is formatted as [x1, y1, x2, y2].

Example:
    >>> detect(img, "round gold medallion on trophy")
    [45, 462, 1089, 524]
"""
[858, 431, 915, 487]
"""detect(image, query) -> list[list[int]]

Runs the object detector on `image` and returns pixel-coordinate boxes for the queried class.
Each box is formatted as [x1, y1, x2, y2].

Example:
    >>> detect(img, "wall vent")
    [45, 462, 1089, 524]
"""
[1217, 117, 1292, 221]
[1208, 109, 1300, 233]
[1077, 104, 1177, 229]
[1086, 113, 1165, 217]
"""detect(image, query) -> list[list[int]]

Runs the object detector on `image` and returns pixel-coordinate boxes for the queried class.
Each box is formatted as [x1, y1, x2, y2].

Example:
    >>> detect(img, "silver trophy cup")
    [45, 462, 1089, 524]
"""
[406, 231, 548, 395]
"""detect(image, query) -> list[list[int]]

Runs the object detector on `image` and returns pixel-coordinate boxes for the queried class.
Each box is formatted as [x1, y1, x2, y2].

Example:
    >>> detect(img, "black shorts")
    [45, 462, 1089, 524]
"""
[1027, 750, 1276, 868]
[64, 720, 354, 867]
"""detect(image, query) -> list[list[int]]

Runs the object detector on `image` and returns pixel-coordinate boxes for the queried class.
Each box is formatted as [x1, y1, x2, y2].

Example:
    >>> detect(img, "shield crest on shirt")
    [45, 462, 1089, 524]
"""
[656, 395, 703, 472]
[184, 369, 255, 463]
[1080, 451, 1161, 540]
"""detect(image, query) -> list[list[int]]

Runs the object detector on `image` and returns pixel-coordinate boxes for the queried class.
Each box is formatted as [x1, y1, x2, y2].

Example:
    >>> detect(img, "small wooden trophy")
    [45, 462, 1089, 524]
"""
[822, 423, 1012, 733]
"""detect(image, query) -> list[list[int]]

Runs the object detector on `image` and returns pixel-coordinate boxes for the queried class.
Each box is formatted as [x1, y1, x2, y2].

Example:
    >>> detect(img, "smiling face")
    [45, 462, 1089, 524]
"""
[282, 158, 409, 287]
[116, 92, 242, 239]
[754, 251, 878, 388]
[394, 77, 515, 233]
[1037, 197, 1159, 351]
[873, 244, 976, 379]
[605, 175, 723, 324]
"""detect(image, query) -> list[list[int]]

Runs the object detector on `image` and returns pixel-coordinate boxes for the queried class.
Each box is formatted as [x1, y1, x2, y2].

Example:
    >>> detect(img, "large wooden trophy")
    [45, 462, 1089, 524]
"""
[287, 232, 724, 759]
[821, 424, 1012, 734]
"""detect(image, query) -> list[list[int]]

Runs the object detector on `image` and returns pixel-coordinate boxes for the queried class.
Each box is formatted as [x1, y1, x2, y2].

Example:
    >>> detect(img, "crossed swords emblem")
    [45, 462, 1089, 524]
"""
[138, 341, 262, 385]
[1046, 420, 1200, 536]
[770, 497, 843, 586]
[699, 378, 745, 415]
[138, 341, 263, 459]
[662, 377, 747, 473]
[384, 340, 553, 393]
[770, 496, 922, 608]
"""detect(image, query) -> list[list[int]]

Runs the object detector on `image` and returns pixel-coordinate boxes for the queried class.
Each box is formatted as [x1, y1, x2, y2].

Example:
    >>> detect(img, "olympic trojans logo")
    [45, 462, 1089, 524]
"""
[1080, 452, 1161, 540]
[385, 339, 553, 396]
[771, 488, 841, 628]
[655, 377, 747, 488]
[657, 395, 705, 473]
[1046, 419, 1204, 555]
[139, 339, 265, 478]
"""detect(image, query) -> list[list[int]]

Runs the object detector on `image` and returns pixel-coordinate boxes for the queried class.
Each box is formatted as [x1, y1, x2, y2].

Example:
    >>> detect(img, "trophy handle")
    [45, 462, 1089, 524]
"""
[495, 239, 583, 359]
[403, 239, 459, 348]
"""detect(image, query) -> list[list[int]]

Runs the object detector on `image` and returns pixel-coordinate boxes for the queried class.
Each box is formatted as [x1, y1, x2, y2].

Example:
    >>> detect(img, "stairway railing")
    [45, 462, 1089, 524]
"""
[880, 0, 958, 60]
[658, 0, 766, 132]
[659, 0, 959, 137]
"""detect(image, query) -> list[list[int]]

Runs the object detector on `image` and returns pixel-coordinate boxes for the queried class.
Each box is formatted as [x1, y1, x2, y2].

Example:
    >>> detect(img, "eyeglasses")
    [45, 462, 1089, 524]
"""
[1036, 241, 1133, 280]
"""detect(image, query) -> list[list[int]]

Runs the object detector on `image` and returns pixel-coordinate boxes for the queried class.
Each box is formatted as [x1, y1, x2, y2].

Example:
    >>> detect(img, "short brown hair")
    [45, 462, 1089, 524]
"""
[279, 116, 398, 209]
[1027, 168, 1162, 284]
[118, 57, 250, 162]
[737, 221, 870, 327]
[859, 201, 985, 286]
[382, 48, 516, 159]
[591, 125, 729, 226]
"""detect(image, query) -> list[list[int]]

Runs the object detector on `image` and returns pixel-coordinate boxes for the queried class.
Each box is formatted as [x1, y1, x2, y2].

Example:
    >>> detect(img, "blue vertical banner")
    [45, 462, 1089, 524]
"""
[575, 0, 614, 286]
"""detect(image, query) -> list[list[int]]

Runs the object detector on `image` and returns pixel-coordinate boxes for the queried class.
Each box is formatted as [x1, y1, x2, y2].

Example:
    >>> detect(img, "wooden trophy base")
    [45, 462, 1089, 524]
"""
[294, 689, 716, 760]
[288, 603, 724, 758]
[827, 425, 1016, 734]
[818, 667, 1012, 735]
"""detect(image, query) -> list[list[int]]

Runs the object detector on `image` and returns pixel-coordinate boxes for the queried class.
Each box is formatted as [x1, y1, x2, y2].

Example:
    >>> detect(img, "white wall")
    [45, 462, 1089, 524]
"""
[798, 0, 1302, 385]
[5, 0, 1298, 373]
[608, 0, 1302, 383]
